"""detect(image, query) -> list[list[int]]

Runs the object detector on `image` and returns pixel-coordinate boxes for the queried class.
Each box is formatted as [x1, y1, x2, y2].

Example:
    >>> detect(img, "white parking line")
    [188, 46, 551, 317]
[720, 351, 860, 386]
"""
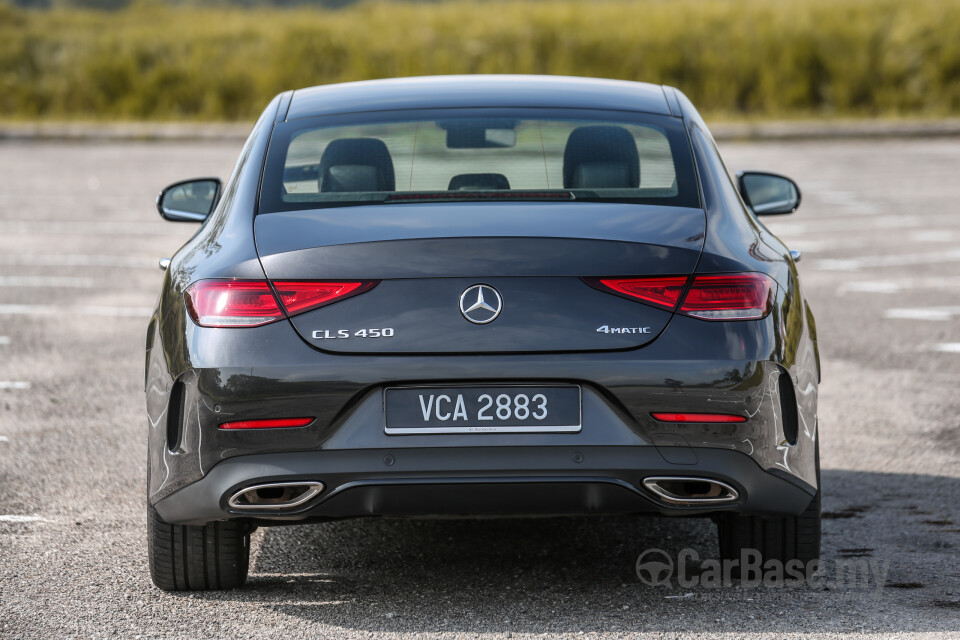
[0, 220, 175, 236]
[0, 515, 43, 524]
[816, 249, 960, 272]
[837, 276, 960, 295]
[813, 189, 882, 216]
[0, 336, 9, 345]
[928, 343, 960, 353]
[0, 381, 31, 390]
[0, 254, 150, 269]
[784, 238, 868, 254]
[767, 215, 923, 237]
[839, 281, 902, 294]
[0, 436, 9, 442]
[0, 276, 96, 288]
[0, 304, 153, 318]
[884, 307, 960, 321]
[910, 229, 956, 243]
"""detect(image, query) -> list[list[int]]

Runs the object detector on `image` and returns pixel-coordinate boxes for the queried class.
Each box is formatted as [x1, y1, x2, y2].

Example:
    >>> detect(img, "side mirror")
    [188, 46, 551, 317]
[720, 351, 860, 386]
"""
[157, 178, 222, 222]
[736, 171, 801, 215]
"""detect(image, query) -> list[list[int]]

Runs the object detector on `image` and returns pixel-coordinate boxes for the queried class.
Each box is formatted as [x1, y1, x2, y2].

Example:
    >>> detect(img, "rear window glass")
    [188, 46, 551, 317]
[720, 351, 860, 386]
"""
[260, 108, 699, 212]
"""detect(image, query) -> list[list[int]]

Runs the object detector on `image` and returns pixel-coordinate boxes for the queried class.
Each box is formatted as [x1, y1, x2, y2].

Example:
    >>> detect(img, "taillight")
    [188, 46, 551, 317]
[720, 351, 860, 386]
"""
[585, 277, 688, 310]
[185, 280, 379, 328]
[218, 417, 314, 430]
[651, 413, 747, 423]
[272, 281, 378, 316]
[679, 274, 775, 320]
[586, 273, 775, 321]
[185, 281, 283, 328]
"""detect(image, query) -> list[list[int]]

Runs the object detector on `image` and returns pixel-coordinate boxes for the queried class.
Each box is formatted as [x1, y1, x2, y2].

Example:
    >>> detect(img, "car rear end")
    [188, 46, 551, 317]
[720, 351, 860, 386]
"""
[146, 80, 820, 590]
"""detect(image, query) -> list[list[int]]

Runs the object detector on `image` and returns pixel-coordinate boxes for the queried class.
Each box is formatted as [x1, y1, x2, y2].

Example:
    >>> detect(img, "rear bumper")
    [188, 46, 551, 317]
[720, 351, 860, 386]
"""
[154, 446, 815, 526]
[146, 312, 820, 516]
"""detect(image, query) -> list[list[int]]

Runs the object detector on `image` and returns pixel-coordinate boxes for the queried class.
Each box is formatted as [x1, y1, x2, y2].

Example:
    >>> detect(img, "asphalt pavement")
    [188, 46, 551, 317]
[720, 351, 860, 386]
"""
[1, 138, 959, 639]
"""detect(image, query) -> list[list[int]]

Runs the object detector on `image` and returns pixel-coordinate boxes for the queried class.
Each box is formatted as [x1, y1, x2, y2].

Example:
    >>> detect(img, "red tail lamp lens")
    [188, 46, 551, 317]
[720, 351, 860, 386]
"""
[679, 274, 775, 320]
[586, 277, 688, 309]
[218, 417, 314, 430]
[185, 281, 283, 328]
[185, 280, 379, 327]
[588, 273, 775, 321]
[651, 413, 747, 423]
[271, 281, 379, 316]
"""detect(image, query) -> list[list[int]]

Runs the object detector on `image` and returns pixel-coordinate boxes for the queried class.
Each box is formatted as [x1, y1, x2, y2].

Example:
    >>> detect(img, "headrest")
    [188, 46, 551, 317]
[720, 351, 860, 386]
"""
[562, 126, 639, 189]
[448, 173, 511, 191]
[318, 138, 395, 193]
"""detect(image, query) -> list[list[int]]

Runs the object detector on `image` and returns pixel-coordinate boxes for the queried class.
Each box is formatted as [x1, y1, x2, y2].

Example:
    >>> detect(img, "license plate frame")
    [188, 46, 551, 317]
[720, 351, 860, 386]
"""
[383, 385, 582, 435]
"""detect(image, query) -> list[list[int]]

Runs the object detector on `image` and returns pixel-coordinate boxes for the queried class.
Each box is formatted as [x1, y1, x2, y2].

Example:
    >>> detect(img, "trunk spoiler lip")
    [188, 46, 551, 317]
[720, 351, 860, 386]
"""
[253, 202, 707, 253]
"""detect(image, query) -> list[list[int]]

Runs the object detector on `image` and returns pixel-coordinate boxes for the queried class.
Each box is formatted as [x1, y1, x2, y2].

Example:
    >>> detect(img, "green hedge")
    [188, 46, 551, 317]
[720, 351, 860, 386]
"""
[2, 0, 959, 120]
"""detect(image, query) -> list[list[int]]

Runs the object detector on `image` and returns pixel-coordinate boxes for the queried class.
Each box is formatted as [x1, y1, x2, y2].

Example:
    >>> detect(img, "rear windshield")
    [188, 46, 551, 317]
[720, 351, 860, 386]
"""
[259, 108, 700, 212]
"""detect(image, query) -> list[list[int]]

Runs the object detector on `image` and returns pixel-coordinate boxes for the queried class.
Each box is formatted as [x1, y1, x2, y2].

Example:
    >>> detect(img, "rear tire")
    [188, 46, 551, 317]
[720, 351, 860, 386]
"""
[716, 441, 821, 579]
[147, 503, 250, 591]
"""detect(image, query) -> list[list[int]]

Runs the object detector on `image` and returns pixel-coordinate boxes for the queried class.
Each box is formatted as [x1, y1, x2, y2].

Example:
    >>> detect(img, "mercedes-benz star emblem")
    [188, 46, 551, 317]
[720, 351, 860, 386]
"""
[459, 284, 502, 325]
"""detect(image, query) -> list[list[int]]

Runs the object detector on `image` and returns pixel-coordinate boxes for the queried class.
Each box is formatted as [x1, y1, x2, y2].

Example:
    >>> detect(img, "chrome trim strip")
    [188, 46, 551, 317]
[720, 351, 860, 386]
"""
[384, 425, 582, 435]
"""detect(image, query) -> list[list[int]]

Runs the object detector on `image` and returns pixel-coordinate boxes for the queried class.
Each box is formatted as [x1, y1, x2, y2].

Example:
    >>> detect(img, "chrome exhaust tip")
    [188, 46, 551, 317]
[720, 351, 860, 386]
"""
[642, 477, 739, 505]
[227, 481, 324, 511]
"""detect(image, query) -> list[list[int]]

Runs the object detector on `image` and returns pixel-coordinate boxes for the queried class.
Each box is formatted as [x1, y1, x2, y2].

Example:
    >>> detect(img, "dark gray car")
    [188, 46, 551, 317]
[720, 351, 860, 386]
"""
[146, 75, 820, 591]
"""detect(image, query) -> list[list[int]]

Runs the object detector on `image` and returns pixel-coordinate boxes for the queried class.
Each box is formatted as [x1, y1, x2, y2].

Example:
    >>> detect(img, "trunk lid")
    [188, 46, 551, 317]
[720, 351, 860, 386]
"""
[254, 202, 704, 354]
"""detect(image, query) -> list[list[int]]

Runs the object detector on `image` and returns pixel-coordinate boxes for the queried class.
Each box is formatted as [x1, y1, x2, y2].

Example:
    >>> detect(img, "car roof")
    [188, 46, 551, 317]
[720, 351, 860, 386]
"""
[285, 75, 674, 120]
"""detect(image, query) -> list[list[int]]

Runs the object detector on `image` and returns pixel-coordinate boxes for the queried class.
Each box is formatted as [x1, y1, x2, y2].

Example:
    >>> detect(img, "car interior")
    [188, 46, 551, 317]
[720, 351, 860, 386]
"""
[312, 124, 643, 194]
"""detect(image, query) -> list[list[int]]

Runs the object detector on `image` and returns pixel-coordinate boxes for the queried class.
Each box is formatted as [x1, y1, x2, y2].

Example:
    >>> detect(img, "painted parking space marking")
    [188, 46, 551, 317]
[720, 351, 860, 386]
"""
[0, 336, 9, 345]
[928, 343, 960, 354]
[0, 515, 43, 524]
[909, 229, 956, 243]
[884, 307, 960, 321]
[812, 189, 881, 216]
[0, 381, 31, 390]
[767, 214, 923, 237]
[0, 276, 96, 288]
[783, 238, 868, 254]
[0, 220, 176, 236]
[0, 304, 152, 318]
[0, 254, 151, 269]
[837, 276, 960, 295]
[816, 249, 960, 272]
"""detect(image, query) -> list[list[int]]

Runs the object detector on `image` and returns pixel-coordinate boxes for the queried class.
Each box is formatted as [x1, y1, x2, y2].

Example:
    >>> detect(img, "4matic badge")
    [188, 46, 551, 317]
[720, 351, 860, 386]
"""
[596, 325, 652, 334]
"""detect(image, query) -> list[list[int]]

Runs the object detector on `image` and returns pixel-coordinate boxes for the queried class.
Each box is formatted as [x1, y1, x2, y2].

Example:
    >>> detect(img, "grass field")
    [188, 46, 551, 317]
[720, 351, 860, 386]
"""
[2, 0, 959, 121]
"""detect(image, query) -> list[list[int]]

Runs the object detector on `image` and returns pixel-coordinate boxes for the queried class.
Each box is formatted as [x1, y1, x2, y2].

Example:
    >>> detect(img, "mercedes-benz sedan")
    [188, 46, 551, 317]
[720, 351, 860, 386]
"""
[146, 75, 820, 590]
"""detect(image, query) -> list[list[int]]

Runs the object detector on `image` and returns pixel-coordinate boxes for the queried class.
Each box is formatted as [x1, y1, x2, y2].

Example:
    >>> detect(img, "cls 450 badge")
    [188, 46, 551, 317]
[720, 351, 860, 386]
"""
[596, 325, 652, 334]
[312, 328, 395, 339]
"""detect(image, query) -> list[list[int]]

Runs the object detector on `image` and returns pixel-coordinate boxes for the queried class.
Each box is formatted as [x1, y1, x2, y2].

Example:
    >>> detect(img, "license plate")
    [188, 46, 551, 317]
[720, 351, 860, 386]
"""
[384, 385, 581, 434]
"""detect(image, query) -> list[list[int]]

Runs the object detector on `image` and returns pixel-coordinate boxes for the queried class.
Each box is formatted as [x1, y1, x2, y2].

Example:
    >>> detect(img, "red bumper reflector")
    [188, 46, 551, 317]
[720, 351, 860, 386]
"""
[218, 417, 314, 430]
[651, 413, 747, 423]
